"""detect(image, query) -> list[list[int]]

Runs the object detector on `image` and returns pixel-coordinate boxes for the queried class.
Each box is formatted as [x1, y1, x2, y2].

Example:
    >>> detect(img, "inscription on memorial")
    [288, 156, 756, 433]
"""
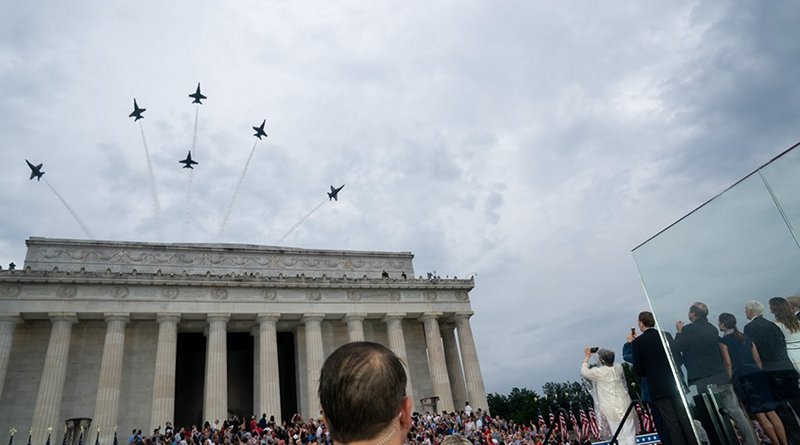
[57, 285, 78, 299]
[161, 287, 179, 300]
[0, 284, 21, 299]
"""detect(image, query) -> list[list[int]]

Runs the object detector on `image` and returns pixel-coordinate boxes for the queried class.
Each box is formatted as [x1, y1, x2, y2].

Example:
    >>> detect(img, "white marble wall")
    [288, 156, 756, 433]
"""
[60, 321, 104, 421]
[0, 320, 49, 445]
[117, 322, 158, 434]
[405, 320, 434, 410]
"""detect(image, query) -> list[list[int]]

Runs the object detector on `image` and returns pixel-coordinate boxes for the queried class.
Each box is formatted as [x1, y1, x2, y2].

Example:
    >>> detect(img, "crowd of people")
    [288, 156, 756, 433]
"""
[128, 407, 599, 445]
[123, 295, 800, 445]
[578, 296, 800, 445]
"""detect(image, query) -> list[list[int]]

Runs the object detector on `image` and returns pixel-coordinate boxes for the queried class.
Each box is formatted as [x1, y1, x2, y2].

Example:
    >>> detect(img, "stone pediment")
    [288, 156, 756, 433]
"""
[24, 237, 414, 278]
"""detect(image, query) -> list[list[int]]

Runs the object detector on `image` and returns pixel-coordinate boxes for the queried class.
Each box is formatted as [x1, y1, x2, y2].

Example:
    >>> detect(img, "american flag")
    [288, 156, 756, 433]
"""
[640, 403, 654, 432]
[588, 407, 599, 438]
[580, 408, 590, 441]
[549, 411, 557, 436]
[569, 409, 579, 439]
[537, 410, 546, 436]
[558, 410, 567, 441]
[753, 419, 769, 443]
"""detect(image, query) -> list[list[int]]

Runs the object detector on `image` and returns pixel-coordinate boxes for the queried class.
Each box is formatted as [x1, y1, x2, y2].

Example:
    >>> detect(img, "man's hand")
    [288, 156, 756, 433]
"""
[626, 333, 635, 343]
[676, 320, 684, 333]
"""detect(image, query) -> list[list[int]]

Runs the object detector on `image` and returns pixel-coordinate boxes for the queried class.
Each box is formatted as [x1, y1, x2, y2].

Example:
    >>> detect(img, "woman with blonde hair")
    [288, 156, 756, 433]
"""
[769, 297, 800, 372]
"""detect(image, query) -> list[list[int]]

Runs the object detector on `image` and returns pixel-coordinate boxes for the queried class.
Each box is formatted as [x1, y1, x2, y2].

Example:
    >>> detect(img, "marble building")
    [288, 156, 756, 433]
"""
[0, 237, 488, 444]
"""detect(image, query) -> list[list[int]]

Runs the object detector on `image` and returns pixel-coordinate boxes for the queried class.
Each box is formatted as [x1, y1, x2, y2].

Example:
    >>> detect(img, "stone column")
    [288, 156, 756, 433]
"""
[204, 313, 230, 423]
[382, 313, 414, 403]
[440, 321, 468, 410]
[0, 314, 21, 400]
[258, 313, 282, 423]
[420, 313, 454, 413]
[455, 312, 489, 413]
[92, 313, 130, 444]
[303, 313, 325, 419]
[30, 313, 78, 444]
[151, 313, 180, 428]
[343, 313, 367, 342]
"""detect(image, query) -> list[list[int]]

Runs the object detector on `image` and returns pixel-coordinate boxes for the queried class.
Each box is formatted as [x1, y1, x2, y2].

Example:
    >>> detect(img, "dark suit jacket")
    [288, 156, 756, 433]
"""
[672, 318, 726, 385]
[744, 315, 793, 372]
[632, 328, 679, 400]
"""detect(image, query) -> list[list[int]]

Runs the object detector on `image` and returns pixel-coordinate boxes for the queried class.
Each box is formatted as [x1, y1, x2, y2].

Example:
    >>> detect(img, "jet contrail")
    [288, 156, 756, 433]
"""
[217, 140, 259, 239]
[277, 199, 328, 244]
[191, 107, 199, 152]
[44, 178, 95, 239]
[183, 107, 200, 240]
[139, 121, 164, 240]
[182, 170, 194, 242]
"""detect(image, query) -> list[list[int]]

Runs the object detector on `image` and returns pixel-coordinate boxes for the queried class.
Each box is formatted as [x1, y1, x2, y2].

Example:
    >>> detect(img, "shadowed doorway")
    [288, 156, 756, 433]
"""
[277, 331, 297, 419]
[175, 333, 206, 426]
[227, 333, 254, 418]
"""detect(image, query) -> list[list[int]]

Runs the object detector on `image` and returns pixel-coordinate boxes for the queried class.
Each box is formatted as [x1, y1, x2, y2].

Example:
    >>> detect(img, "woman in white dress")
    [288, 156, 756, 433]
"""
[769, 297, 800, 372]
[580, 347, 636, 445]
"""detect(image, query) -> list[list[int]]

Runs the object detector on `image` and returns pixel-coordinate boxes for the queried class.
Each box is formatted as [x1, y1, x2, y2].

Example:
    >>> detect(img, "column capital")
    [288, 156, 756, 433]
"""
[343, 313, 368, 323]
[156, 313, 182, 324]
[454, 311, 475, 321]
[103, 313, 130, 324]
[382, 312, 407, 323]
[419, 312, 443, 322]
[207, 313, 231, 323]
[438, 320, 456, 332]
[257, 313, 281, 323]
[48, 312, 78, 324]
[302, 313, 325, 323]
[0, 313, 22, 324]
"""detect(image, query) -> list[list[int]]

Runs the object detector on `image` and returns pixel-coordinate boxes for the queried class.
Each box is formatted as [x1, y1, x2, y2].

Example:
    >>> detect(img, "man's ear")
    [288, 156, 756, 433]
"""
[399, 397, 413, 431]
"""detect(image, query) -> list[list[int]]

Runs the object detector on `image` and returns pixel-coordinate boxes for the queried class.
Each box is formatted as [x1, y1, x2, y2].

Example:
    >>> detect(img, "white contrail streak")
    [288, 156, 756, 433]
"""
[277, 199, 328, 244]
[44, 178, 95, 239]
[183, 107, 200, 241]
[182, 170, 194, 242]
[139, 121, 164, 240]
[217, 140, 259, 239]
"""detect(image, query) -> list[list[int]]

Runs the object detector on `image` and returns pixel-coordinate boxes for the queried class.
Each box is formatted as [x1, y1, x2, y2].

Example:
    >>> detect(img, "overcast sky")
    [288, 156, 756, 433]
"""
[2, 1, 800, 394]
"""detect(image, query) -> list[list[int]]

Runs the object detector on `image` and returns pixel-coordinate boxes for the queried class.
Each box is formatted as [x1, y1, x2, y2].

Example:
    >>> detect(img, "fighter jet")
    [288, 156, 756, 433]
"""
[189, 83, 207, 104]
[252, 119, 268, 140]
[26, 160, 44, 181]
[179, 151, 198, 169]
[129, 98, 146, 121]
[328, 184, 345, 201]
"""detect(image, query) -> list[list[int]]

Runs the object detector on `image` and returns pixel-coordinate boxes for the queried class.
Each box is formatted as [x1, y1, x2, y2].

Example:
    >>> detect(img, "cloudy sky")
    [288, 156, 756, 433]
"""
[2, 1, 799, 394]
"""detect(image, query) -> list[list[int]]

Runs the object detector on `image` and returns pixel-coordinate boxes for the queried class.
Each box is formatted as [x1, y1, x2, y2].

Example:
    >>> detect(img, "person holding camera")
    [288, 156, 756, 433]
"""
[580, 346, 636, 445]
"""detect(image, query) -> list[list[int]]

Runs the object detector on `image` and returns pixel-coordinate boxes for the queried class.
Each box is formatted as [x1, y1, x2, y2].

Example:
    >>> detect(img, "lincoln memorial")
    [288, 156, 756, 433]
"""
[0, 237, 488, 444]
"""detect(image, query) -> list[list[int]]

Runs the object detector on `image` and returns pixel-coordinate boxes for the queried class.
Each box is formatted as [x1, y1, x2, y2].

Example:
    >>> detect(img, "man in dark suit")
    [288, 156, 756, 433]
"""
[631, 311, 697, 445]
[672, 302, 728, 392]
[673, 302, 757, 444]
[744, 300, 800, 443]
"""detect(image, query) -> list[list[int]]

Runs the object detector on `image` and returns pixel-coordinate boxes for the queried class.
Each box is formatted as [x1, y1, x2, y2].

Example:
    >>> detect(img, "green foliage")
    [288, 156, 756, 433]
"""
[487, 370, 644, 428]
[487, 381, 593, 425]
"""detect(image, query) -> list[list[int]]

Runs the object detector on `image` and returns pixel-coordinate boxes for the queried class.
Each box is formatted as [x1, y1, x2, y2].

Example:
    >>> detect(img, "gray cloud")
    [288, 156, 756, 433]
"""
[1, 1, 799, 394]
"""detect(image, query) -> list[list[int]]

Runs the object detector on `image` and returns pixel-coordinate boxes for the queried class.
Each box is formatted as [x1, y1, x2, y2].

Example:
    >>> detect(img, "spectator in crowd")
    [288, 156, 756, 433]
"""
[769, 297, 800, 372]
[786, 295, 800, 321]
[674, 302, 756, 444]
[718, 312, 787, 445]
[580, 347, 635, 445]
[744, 300, 800, 443]
[631, 311, 697, 445]
[318, 341, 413, 445]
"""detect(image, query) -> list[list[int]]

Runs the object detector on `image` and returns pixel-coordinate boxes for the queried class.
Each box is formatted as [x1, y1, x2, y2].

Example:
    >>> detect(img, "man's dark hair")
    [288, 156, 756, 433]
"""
[638, 311, 655, 328]
[319, 341, 407, 443]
